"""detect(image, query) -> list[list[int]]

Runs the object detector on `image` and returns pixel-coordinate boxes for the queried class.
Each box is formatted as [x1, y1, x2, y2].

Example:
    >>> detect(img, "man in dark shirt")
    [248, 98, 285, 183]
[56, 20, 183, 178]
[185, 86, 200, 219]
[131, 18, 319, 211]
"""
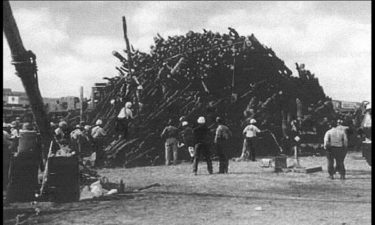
[193, 116, 213, 175]
[214, 117, 232, 173]
[179, 121, 195, 162]
[161, 119, 179, 165]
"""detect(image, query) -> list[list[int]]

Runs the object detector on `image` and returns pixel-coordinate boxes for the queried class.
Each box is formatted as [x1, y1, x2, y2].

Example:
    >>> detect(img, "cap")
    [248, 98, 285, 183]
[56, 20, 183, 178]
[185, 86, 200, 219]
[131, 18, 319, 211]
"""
[59, 121, 67, 127]
[10, 121, 17, 128]
[197, 116, 205, 124]
[22, 122, 33, 131]
[96, 119, 103, 125]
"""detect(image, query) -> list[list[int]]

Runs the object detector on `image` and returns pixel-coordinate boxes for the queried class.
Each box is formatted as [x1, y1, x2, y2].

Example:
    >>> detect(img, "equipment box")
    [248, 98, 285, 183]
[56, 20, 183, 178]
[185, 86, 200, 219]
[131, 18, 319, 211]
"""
[43, 156, 80, 202]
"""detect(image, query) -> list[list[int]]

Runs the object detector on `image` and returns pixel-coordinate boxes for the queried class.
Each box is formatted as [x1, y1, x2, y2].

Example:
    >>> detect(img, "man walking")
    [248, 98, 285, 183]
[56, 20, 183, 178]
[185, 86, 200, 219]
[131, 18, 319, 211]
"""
[324, 120, 348, 180]
[241, 119, 261, 161]
[161, 119, 179, 165]
[214, 117, 232, 173]
[193, 116, 213, 175]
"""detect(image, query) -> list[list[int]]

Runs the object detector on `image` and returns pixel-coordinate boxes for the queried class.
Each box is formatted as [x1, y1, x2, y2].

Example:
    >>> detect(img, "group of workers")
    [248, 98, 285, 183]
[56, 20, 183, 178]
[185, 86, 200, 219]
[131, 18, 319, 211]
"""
[161, 116, 265, 175]
[3, 100, 367, 182]
[160, 114, 353, 180]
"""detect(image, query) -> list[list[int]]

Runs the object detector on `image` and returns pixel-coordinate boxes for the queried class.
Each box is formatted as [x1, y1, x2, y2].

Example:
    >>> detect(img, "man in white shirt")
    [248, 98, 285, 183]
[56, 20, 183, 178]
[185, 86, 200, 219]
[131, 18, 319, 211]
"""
[116, 102, 134, 140]
[91, 119, 107, 167]
[324, 120, 348, 180]
[241, 119, 261, 161]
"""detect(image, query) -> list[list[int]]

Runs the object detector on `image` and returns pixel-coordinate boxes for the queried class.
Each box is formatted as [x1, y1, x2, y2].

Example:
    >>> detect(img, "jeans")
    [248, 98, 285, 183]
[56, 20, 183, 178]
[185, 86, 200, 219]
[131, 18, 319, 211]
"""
[93, 138, 104, 167]
[165, 138, 178, 165]
[326, 147, 347, 177]
[245, 137, 257, 161]
[193, 143, 213, 174]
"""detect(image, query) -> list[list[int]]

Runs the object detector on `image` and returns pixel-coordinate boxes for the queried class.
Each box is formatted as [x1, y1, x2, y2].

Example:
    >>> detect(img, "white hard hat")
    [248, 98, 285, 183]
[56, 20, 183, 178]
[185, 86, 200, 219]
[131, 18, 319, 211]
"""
[197, 116, 206, 124]
[182, 121, 188, 126]
[366, 103, 371, 110]
[125, 102, 132, 108]
[59, 121, 67, 127]
[250, 119, 257, 124]
[96, 119, 103, 125]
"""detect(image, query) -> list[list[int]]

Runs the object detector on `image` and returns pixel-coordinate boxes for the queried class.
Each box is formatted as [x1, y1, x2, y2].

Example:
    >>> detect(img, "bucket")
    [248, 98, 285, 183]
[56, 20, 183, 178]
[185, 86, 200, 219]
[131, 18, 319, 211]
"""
[274, 155, 287, 171]
[18, 130, 38, 154]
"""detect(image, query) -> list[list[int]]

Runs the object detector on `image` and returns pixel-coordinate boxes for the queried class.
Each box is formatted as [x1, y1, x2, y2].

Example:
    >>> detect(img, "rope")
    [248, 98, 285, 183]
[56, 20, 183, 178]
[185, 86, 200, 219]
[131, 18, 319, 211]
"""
[11, 51, 39, 89]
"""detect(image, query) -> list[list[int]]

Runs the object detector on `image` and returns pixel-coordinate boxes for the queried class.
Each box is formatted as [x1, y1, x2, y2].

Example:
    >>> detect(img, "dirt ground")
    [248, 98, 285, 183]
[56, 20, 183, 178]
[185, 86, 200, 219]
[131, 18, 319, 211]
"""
[3, 151, 371, 225]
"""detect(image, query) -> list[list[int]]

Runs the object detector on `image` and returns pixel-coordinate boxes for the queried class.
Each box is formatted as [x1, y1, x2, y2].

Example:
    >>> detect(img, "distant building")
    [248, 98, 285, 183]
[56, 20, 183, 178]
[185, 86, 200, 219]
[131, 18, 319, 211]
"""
[332, 100, 362, 113]
[3, 88, 30, 107]
[90, 83, 107, 109]
[3, 88, 82, 121]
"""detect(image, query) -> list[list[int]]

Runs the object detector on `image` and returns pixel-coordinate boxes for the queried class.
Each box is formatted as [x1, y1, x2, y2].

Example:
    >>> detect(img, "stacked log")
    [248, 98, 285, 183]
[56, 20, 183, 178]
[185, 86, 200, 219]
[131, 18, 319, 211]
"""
[87, 28, 335, 167]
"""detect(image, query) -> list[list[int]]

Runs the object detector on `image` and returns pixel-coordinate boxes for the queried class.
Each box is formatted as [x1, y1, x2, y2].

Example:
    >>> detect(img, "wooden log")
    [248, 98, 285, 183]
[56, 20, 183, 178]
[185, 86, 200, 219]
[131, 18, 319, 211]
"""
[3, 1, 52, 161]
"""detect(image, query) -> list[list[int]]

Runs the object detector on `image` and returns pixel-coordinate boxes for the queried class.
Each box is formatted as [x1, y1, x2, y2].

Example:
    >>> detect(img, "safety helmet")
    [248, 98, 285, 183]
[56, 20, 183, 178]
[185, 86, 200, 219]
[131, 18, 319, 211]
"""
[125, 102, 132, 108]
[182, 121, 188, 127]
[197, 116, 206, 124]
[22, 122, 33, 131]
[59, 121, 67, 128]
[250, 119, 257, 124]
[96, 119, 103, 126]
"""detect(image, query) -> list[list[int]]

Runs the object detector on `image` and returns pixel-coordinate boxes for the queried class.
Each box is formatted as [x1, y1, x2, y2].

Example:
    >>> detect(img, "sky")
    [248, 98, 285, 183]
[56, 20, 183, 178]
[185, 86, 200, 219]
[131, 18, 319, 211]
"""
[3, 1, 371, 102]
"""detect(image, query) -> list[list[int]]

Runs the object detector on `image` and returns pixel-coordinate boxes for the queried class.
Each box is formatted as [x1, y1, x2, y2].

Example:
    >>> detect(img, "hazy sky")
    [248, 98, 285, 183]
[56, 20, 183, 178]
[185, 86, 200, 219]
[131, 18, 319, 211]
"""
[3, 1, 371, 102]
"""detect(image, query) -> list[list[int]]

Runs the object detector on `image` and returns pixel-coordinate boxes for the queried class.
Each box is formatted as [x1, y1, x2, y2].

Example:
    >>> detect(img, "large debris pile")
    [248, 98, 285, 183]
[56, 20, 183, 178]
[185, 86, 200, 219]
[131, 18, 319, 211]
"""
[87, 28, 335, 167]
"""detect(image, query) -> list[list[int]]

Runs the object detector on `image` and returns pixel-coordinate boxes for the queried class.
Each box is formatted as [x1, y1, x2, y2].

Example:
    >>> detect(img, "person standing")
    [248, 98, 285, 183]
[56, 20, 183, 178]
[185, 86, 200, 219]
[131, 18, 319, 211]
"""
[214, 117, 232, 173]
[179, 120, 195, 162]
[91, 119, 107, 167]
[241, 119, 261, 161]
[70, 124, 84, 155]
[324, 120, 348, 180]
[116, 102, 134, 140]
[55, 121, 69, 143]
[161, 119, 179, 165]
[3, 123, 13, 190]
[193, 116, 213, 175]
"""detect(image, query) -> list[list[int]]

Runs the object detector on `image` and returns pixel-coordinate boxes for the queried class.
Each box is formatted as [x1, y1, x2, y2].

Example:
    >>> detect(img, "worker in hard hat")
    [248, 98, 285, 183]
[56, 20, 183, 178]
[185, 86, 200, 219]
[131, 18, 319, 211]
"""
[116, 101, 134, 140]
[91, 119, 107, 167]
[70, 124, 85, 155]
[178, 120, 195, 162]
[214, 117, 232, 173]
[193, 116, 213, 175]
[3, 122, 13, 189]
[161, 119, 179, 165]
[55, 121, 69, 143]
[324, 119, 348, 180]
[241, 118, 261, 161]
[10, 121, 20, 138]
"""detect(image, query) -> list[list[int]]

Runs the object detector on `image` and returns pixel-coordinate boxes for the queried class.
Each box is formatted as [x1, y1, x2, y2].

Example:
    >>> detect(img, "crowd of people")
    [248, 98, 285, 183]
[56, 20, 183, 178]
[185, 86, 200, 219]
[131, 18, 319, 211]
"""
[3, 101, 370, 188]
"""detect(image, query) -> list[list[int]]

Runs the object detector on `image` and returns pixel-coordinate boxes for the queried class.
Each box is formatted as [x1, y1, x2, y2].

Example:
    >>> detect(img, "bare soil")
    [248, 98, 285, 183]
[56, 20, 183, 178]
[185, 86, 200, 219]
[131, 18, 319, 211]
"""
[3, 151, 371, 225]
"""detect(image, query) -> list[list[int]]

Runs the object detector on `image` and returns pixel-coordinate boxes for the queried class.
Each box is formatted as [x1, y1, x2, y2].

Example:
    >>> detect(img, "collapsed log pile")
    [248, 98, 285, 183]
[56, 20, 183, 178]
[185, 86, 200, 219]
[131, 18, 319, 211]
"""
[87, 27, 335, 167]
